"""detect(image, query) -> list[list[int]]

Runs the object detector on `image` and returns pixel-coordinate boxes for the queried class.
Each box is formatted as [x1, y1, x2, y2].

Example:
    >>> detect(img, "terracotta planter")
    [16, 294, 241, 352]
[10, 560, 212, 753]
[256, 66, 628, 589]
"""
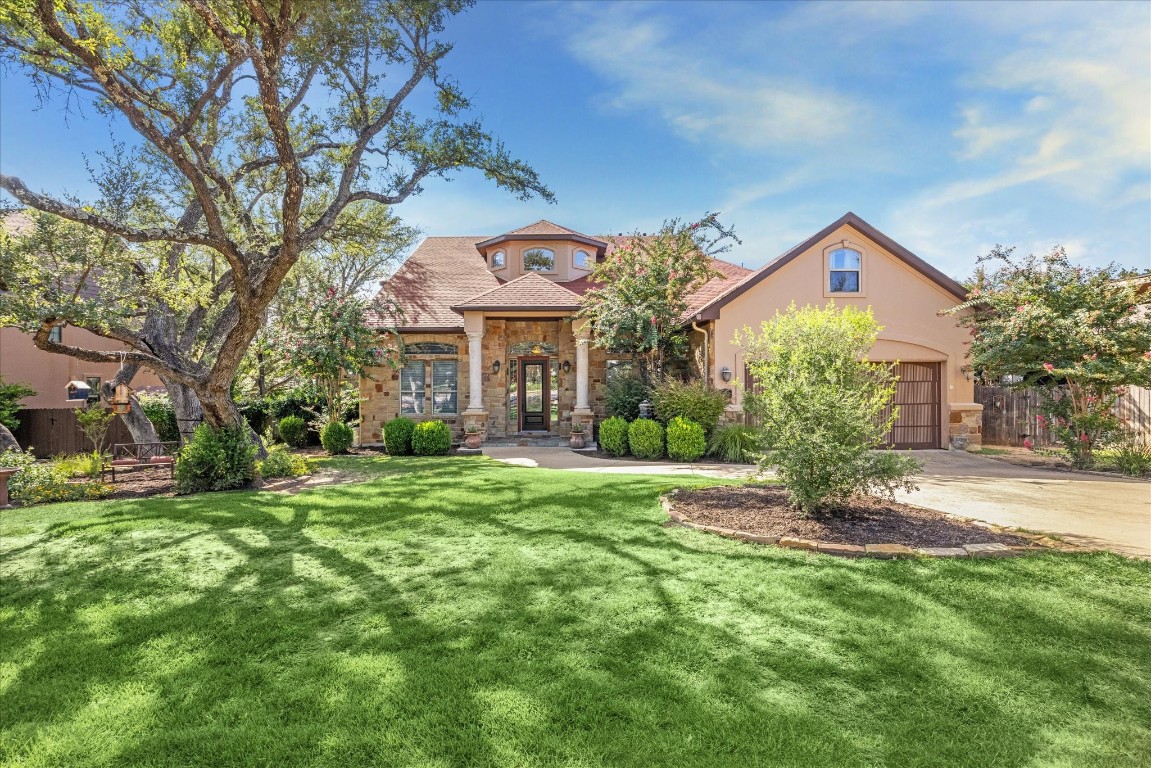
[0, 467, 21, 509]
[464, 433, 482, 449]
[569, 434, 586, 449]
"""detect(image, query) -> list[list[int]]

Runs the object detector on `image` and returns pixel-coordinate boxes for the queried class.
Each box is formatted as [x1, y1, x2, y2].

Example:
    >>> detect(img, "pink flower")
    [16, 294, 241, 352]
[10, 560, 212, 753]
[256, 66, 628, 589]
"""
[1016, 306, 1025, 312]
[1080, 433, 1090, 443]
[1023, 438, 1034, 450]
[1042, 362, 1054, 372]
[1036, 415, 1046, 427]
[1143, 351, 1151, 359]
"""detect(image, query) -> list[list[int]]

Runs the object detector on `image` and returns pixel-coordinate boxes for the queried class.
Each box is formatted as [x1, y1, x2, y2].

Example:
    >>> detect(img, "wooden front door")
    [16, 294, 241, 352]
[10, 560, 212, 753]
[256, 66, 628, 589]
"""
[518, 357, 550, 432]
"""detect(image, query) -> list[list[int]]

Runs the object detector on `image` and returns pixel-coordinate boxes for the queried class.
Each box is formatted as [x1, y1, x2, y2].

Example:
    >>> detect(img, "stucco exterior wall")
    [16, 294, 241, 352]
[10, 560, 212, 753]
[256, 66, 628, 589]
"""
[0, 326, 164, 410]
[483, 239, 594, 284]
[709, 224, 979, 448]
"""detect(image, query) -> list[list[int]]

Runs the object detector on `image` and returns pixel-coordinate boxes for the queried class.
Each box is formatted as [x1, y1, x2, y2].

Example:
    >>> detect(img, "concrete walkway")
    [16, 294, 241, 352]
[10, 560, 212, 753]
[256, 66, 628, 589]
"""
[483, 446, 1150, 557]
[900, 451, 1150, 558]
[482, 446, 756, 479]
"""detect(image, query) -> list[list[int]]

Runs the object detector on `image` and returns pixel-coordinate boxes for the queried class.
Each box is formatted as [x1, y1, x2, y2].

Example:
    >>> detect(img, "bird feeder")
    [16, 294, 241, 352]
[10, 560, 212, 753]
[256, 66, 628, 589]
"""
[111, 383, 133, 414]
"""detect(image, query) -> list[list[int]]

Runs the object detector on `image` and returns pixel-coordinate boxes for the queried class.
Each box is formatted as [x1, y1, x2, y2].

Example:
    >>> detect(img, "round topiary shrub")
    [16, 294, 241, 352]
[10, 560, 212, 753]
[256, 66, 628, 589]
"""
[175, 423, 257, 493]
[320, 422, 355, 455]
[666, 416, 706, 462]
[599, 416, 630, 457]
[384, 417, 415, 455]
[628, 418, 664, 461]
[411, 420, 452, 456]
[277, 415, 308, 448]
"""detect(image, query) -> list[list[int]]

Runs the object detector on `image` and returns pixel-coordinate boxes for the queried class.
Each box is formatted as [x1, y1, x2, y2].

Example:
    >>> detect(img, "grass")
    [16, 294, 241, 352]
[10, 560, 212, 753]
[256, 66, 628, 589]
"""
[2, 455, 1150, 767]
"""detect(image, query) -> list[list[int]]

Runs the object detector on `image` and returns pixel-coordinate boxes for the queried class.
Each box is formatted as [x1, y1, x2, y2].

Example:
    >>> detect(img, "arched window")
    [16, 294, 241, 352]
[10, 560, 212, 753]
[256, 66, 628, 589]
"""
[490, 250, 506, 269]
[523, 248, 555, 272]
[828, 248, 861, 293]
[405, 342, 458, 355]
[573, 249, 591, 270]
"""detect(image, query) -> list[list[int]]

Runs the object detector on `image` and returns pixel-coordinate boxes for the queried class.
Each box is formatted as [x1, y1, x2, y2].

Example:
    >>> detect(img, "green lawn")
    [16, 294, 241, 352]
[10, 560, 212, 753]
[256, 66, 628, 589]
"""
[2, 456, 1149, 767]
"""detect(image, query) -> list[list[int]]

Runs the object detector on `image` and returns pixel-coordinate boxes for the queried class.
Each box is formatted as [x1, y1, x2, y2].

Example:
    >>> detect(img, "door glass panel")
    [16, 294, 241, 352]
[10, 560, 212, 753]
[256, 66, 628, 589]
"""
[550, 360, 559, 423]
[525, 363, 544, 411]
[507, 359, 518, 429]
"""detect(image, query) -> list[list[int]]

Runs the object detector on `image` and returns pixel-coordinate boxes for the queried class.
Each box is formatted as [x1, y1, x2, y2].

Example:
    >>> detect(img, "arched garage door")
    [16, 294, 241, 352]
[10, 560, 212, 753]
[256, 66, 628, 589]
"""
[879, 362, 941, 449]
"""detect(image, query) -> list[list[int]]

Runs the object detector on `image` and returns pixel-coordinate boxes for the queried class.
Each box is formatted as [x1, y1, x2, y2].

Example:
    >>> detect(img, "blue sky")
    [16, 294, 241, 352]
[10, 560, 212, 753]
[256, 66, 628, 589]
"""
[1, 0, 1148, 279]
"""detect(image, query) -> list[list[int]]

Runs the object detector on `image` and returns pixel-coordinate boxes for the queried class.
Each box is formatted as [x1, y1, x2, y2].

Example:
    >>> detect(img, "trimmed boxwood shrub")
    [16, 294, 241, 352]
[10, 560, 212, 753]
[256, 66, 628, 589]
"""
[320, 422, 355, 455]
[666, 416, 706, 462]
[175, 423, 257, 493]
[277, 415, 308, 448]
[411, 420, 452, 456]
[384, 417, 415, 455]
[598, 416, 630, 457]
[627, 418, 664, 460]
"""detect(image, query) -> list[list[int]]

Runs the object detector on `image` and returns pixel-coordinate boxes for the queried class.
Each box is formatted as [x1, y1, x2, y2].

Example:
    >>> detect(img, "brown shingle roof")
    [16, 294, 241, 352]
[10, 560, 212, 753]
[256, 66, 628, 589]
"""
[371, 225, 753, 330]
[369, 236, 497, 329]
[505, 219, 585, 237]
[451, 272, 582, 311]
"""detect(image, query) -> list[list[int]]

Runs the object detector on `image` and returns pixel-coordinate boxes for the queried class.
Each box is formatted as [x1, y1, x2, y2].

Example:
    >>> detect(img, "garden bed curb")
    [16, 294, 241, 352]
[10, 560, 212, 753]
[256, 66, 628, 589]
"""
[660, 491, 1075, 559]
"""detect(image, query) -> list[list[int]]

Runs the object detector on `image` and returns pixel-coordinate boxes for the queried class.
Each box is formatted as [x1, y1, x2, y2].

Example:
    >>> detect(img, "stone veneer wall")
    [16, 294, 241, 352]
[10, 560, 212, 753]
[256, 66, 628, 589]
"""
[949, 405, 983, 449]
[360, 322, 609, 444]
[359, 332, 469, 444]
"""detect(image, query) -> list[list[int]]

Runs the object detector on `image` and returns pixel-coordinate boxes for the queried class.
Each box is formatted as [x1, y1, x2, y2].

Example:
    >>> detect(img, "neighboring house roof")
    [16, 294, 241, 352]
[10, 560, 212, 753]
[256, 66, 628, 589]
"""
[451, 272, 583, 311]
[372, 223, 752, 331]
[0, 209, 35, 236]
[693, 212, 970, 320]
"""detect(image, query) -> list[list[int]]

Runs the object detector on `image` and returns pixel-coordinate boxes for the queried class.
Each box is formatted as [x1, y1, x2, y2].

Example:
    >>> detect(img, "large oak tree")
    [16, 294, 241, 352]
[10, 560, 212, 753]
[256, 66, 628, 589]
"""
[0, 0, 551, 437]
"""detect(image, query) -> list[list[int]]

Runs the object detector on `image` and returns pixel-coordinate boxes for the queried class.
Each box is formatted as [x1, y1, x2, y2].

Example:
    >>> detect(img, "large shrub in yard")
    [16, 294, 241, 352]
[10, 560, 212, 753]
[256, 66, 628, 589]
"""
[665, 416, 706, 462]
[411, 420, 452, 456]
[649, 377, 727, 436]
[277, 415, 308, 448]
[175, 424, 257, 493]
[258, 445, 312, 479]
[627, 418, 664, 460]
[384, 417, 415, 455]
[320, 422, 355, 455]
[598, 416, 630, 456]
[604, 374, 648, 421]
[739, 303, 920, 514]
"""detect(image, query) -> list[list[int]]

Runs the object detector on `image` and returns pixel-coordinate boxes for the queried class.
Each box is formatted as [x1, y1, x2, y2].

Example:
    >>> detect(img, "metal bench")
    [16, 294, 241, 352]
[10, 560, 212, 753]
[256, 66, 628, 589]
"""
[102, 442, 179, 482]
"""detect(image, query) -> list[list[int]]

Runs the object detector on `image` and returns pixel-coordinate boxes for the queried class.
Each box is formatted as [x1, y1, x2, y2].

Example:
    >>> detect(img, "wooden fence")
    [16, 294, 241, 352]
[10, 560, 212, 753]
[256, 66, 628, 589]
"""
[11, 408, 136, 458]
[976, 384, 1150, 447]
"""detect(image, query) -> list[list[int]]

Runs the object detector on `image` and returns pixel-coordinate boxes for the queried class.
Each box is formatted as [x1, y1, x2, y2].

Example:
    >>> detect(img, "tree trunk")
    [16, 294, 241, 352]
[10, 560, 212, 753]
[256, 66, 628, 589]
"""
[0, 423, 20, 453]
[194, 383, 268, 459]
[165, 376, 205, 445]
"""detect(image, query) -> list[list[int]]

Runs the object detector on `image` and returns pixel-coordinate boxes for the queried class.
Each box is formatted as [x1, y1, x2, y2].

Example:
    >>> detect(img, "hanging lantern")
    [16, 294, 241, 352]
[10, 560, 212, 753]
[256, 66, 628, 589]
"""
[111, 383, 132, 414]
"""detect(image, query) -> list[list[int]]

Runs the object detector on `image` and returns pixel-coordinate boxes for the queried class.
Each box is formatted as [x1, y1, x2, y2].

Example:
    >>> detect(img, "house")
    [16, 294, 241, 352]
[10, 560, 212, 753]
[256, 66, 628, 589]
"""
[360, 213, 982, 450]
[1, 210, 164, 455]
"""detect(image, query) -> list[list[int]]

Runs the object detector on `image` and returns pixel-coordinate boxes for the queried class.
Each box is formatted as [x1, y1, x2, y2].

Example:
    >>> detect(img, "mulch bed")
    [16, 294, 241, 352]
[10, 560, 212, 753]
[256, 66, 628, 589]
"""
[672, 485, 1031, 548]
[97, 470, 176, 500]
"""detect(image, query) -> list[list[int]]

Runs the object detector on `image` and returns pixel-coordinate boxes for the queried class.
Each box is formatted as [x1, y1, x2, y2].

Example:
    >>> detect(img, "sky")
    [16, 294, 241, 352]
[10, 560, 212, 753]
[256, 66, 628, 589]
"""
[1, 0, 1148, 280]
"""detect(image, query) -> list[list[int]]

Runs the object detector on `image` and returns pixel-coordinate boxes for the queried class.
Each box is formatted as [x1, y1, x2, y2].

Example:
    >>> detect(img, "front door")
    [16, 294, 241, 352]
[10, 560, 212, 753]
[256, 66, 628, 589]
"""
[519, 357, 550, 432]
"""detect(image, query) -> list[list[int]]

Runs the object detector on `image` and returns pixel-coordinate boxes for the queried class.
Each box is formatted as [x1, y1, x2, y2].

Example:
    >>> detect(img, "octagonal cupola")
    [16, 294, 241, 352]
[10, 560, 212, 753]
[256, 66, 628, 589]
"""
[475, 220, 607, 283]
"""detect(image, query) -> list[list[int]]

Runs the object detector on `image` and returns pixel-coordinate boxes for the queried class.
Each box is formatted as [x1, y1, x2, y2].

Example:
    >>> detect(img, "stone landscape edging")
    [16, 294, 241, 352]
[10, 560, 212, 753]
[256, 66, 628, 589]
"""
[660, 490, 1081, 559]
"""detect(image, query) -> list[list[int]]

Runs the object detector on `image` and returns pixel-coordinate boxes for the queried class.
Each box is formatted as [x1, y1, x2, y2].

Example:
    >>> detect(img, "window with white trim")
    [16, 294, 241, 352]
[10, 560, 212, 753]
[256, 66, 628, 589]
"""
[828, 248, 861, 293]
[573, 249, 591, 270]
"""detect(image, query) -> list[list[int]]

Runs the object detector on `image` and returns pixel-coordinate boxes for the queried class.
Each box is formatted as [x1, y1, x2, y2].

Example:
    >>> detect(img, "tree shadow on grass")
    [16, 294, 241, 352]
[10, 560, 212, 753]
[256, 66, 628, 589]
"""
[2, 457, 1150, 766]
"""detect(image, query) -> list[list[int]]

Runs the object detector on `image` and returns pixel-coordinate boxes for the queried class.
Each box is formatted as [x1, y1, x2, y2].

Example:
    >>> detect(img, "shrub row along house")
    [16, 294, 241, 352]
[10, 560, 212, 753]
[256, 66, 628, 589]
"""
[360, 213, 979, 450]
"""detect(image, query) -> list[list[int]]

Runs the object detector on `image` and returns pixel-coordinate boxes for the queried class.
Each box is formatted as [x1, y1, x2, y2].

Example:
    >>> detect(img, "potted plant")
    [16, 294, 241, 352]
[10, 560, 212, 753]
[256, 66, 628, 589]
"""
[569, 422, 587, 449]
[463, 422, 483, 449]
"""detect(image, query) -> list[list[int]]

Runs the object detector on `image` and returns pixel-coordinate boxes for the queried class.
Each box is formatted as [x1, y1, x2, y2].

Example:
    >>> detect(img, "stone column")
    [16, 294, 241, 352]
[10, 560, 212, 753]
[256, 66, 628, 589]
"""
[574, 328, 592, 417]
[466, 331, 485, 413]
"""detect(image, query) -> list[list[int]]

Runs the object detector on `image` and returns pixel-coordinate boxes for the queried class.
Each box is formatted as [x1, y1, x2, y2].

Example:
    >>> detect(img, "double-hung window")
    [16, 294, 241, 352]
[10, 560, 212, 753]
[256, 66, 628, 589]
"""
[828, 248, 861, 293]
[400, 362, 426, 415]
[430, 360, 458, 414]
[400, 356, 459, 415]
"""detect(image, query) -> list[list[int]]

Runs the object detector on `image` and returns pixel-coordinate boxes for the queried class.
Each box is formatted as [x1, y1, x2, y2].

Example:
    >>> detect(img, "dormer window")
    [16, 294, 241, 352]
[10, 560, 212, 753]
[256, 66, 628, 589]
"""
[490, 250, 506, 269]
[828, 248, 861, 293]
[523, 248, 555, 272]
[573, 249, 591, 270]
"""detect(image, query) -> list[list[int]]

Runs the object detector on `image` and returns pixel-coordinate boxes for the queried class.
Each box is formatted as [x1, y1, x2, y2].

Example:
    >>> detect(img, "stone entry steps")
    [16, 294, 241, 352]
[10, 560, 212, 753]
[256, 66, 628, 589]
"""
[481, 437, 596, 449]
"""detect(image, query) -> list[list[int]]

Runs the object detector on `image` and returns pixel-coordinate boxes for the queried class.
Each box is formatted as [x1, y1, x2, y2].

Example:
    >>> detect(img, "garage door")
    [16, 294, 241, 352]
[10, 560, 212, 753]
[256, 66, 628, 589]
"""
[879, 362, 941, 449]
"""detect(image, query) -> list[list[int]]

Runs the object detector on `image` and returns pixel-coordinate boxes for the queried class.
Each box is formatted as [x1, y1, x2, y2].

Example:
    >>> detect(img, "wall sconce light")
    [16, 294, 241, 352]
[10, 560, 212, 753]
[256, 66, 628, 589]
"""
[961, 365, 972, 382]
[491, 360, 501, 374]
[562, 360, 571, 374]
[720, 366, 732, 382]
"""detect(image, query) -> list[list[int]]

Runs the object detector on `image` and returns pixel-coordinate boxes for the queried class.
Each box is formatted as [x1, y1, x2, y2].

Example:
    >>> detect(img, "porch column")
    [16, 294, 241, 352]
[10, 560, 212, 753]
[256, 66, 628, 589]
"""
[465, 331, 484, 412]
[574, 323, 592, 414]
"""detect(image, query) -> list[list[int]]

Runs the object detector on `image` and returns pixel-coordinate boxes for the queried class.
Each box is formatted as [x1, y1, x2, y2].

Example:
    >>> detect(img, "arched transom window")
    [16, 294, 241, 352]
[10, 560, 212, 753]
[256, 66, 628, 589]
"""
[523, 248, 555, 272]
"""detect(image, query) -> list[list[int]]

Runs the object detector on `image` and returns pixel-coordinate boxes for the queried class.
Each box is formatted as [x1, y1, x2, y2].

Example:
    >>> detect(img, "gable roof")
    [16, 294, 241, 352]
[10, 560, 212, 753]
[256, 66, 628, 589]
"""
[694, 212, 970, 320]
[504, 220, 585, 237]
[451, 272, 582, 311]
[474, 220, 609, 257]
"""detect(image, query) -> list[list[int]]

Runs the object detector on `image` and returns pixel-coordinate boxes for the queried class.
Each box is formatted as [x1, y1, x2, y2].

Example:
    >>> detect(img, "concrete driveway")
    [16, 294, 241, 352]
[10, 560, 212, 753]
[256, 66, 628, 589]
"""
[901, 451, 1150, 558]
